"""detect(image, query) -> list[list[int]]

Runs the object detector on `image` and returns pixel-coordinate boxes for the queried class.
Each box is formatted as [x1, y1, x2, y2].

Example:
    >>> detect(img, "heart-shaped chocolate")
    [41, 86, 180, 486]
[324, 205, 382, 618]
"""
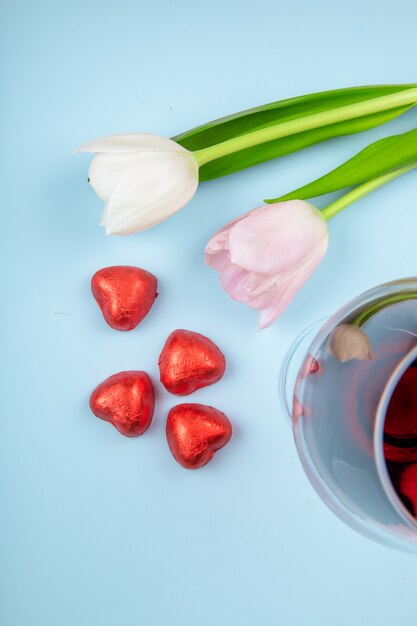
[166, 403, 232, 469]
[158, 329, 226, 395]
[89, 371, 155, 437]
[91, 266, 157, 331]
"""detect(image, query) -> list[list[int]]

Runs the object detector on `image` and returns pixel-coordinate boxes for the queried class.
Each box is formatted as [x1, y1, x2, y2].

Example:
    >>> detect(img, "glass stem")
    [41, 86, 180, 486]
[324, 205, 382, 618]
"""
[321, 162, 417, 221]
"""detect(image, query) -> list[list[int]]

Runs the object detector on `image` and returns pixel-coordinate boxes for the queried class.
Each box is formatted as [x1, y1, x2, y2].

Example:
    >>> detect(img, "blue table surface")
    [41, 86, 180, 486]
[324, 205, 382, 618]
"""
[2, 1, 417, 624]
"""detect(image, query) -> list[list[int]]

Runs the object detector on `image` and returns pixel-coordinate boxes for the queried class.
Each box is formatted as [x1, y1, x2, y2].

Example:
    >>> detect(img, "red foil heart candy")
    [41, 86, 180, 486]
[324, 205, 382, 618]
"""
[91, 265, 158, 331]
[158, 329, 226, 395]
[166, 403, 232, 469]
[89, 371, 155, 437]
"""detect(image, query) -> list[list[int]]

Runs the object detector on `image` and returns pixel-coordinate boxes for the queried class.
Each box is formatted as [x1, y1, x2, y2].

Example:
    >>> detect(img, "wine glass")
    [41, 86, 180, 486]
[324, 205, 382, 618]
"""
[280, 278, 417, 552]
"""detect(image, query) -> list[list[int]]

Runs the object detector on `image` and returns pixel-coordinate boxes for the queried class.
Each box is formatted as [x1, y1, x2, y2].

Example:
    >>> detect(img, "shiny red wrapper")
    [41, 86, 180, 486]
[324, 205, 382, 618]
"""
[90, 371, 155, 437]
[91, 265, 157, 331]
[158, 329, 226, 395]
[166, 403, 232, 469]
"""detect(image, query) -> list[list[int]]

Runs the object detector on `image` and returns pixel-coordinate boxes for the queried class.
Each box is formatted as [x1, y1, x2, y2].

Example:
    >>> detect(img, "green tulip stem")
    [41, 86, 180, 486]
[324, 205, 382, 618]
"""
[321, 162, 417, 221]
[353, 292, 417, 327]
[192, 87, 417, 167]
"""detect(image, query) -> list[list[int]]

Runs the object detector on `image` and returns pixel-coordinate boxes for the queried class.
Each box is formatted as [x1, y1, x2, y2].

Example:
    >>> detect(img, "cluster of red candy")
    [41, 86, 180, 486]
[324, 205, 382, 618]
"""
[89, 266, 232, 469]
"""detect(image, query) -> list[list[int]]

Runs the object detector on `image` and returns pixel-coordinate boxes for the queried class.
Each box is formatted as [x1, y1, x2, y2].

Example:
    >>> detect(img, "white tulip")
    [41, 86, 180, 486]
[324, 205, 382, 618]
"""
[75, 133, 199, 235]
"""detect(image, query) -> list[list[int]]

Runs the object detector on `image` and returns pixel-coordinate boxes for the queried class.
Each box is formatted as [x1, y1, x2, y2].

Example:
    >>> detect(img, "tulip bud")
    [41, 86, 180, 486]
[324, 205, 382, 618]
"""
[205, 200, 329, 328]
[329, 324, 373, 363]
[75, 133, 199, 235]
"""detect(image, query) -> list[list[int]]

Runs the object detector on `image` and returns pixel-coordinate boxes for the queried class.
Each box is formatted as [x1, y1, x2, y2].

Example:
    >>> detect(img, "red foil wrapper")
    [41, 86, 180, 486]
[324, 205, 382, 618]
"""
[91, 265, 157, 331]
[90, 371, 155, 437]
[158, 329, 226, 395]
[166, 403, 232, 469]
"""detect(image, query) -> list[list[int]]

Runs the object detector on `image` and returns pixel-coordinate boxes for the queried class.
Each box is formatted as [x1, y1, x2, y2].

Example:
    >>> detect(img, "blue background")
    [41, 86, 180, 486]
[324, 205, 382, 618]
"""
[2, 1, 417, 624]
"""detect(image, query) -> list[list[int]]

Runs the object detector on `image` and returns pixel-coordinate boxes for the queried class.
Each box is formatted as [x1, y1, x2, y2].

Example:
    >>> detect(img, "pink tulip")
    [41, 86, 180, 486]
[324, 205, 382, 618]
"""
[205, 200, 329, 329]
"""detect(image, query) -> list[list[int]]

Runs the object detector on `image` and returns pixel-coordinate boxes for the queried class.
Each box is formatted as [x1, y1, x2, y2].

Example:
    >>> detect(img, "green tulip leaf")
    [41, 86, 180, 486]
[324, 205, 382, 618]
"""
[173, 85, 417, 181]
[266, 126, 417, 203]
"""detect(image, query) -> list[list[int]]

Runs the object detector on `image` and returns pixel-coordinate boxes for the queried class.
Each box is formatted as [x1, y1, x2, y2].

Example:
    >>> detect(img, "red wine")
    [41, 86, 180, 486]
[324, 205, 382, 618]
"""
[385, 360, 417, 517]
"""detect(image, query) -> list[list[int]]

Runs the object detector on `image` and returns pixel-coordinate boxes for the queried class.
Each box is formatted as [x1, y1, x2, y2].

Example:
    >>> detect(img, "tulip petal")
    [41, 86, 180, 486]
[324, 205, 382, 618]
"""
[205, 249, 230, 271]
[99, 204, 109, 227]
[75, 133, 187, 155]
[259, 303, 286, 330]
[218, 265, 294, 311]
[88, 152, 145, 202]
[205, 211, 252, 254]
[245, 273, 289, 310]
[205, 211, 257, 270]
[205, 229, 231, 257]
[258, 241, 327, 328]
[219, 263, 251, 303]
[205, 231, 231, 269]
[228, 201, 328, 275]
[103, 151, 199, 235]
